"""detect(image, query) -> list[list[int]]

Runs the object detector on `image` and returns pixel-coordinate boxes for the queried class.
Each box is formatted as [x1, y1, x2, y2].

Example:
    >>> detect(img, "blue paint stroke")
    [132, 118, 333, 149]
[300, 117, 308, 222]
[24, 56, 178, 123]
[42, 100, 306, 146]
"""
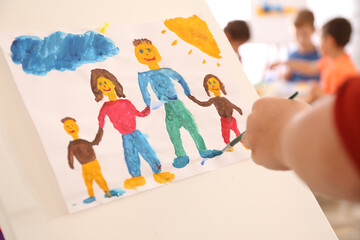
[172, 155, 190, 168]
[122, 130, 161, 177]
[201, 158, 208, 165]
[11, 31, 119, 76]
[150, 100, 165, 110]
[199, 149, 222, 158]
[83, 196, 96, 204]
[138, 68, 191, 107]
[108, 188, 126, 197]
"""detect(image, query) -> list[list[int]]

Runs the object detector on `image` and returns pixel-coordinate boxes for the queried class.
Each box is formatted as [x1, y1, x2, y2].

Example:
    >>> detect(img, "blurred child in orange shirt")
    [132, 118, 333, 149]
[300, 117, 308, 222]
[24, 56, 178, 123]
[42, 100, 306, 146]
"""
[317, 18, 358, 93]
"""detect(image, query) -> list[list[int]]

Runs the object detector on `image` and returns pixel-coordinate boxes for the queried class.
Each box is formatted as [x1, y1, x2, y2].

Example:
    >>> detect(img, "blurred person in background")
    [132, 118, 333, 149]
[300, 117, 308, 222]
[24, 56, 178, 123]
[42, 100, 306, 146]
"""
[272, 17, 358, 102]
[285, 9, 320, 82]
[224, 20, 250, 63]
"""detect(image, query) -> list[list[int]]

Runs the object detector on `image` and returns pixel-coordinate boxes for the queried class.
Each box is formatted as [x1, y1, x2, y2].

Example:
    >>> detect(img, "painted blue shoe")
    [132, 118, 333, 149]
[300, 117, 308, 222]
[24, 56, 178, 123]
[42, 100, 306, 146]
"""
[172, 155, 190, 168]
[83, 196, 96, 204]
[199, 149, 222, 159]
[106, 188, 126, 198]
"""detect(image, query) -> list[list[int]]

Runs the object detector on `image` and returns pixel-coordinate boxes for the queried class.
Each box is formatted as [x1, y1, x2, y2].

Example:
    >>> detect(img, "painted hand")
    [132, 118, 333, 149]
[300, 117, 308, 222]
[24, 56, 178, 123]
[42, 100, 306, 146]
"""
[269, 61, 283, 70]
[92, 127, 104, 145]
[188, 94, 196, 101]
[242, 97, 310, 170]
[150, 101, 165, 110]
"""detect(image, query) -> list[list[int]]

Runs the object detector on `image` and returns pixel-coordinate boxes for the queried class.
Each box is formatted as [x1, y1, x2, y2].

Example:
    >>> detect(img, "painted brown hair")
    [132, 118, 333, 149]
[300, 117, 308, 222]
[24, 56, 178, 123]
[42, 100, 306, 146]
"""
[203, 74, 227, 97]
[90, 69, 125, 102]
[133, 38, 152, 47]
[61, 117, 76, 123]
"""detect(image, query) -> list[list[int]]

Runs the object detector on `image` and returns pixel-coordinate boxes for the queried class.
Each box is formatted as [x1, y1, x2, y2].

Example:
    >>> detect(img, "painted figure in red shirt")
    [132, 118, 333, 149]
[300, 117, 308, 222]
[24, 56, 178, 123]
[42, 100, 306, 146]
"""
[91, 69, 174, 190]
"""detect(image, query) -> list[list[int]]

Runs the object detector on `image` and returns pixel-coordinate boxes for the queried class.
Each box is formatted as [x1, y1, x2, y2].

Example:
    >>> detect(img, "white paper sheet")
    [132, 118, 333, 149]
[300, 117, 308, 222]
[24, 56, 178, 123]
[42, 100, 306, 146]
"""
[0, 14, 251, 213]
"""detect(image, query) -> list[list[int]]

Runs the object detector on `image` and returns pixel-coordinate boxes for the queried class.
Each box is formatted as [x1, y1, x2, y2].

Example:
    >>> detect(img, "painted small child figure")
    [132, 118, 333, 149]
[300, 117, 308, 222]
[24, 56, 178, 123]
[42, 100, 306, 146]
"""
[62, 117, 123, 204]
[188, 74, 243, 152]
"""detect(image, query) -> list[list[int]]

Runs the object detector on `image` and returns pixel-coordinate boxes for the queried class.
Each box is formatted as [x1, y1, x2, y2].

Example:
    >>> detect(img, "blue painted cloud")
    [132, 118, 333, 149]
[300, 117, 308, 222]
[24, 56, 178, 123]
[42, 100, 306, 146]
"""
[11, 31, 119, 76]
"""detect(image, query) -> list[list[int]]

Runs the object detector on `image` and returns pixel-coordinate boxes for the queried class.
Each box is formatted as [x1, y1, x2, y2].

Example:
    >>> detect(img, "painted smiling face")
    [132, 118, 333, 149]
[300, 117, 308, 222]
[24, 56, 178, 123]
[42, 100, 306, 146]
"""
[63, 119, 79, 138]
[207, 77, 221, 97]
[96, 76, 116, 97]
[134, 43, 161, 66]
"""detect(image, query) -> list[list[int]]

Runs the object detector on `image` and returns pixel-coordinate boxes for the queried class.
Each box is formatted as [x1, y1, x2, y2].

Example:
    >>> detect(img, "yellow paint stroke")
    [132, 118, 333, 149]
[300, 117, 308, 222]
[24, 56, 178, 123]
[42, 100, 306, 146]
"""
[188, 49, 192, 55]
[99, 22, 110, 33]
[202, 59, 206, 64]
[171, 40, 177, 46]
[161, 29, 166, 34]
[164, 15, 222, 59]
[217, 62, 221, 67]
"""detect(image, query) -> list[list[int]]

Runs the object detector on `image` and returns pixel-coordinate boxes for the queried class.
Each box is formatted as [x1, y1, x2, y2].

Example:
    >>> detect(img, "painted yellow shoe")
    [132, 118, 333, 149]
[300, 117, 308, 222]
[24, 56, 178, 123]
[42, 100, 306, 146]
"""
[153, 172, 175, 184]
[226, 147, 234, 152]
[123, 176, 146, 190]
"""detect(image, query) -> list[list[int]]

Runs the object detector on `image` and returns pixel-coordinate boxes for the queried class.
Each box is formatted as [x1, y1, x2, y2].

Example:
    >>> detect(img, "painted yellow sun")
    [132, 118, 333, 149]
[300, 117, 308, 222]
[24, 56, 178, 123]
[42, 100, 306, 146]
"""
[162, 15, 221, 67]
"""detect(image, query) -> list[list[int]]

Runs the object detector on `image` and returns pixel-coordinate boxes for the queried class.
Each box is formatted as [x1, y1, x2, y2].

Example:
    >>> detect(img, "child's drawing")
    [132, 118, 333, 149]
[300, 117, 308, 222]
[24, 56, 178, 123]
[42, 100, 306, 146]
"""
[0, 14, 251, 213]
[62, 117, 125, 204]
[90, 69, 175, 189]
[188, 74, 243, 152]
[133, 38, 222, 168]
[10, 31, 119, 76]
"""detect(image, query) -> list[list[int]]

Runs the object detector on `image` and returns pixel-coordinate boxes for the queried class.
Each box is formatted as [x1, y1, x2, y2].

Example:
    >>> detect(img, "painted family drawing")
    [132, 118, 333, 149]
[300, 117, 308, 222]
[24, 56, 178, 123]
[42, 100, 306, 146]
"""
[0, 14, 251, 213]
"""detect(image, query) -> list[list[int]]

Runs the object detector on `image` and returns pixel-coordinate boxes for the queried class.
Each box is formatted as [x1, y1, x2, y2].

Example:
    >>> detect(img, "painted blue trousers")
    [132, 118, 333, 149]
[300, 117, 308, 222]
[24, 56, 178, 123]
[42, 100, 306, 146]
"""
[122, 130, 161, 177]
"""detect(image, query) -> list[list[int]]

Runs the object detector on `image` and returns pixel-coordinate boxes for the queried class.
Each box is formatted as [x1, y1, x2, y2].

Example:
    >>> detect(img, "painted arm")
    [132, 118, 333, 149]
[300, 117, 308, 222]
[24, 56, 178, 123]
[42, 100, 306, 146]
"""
[67, 145, 74, 169]
[138, 73, 151, 107]
[92, 127, 103, 145]
[188, 94, 213, 107]
[242, 96, 360, 201]
[168, 69, 191, 96]
[271, 60, 319, 76]
[135, 106, 151, 117]
[98, 104, 108, 129]
[232, 103, 243, 115]
[286, 60, 320, 76]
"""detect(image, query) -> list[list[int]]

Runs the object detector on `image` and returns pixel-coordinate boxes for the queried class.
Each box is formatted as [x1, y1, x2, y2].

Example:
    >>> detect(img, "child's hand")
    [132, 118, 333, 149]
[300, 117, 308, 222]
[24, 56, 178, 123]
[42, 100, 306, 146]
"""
[269, 61, 283, 70]
[92, 127, 104, 145]
[242, 97, 310, 170]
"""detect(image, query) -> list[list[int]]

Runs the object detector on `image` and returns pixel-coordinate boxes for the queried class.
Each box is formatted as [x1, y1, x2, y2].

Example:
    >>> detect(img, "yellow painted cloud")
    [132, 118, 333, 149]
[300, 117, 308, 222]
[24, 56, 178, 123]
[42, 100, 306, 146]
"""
[164, 15, 222, 59]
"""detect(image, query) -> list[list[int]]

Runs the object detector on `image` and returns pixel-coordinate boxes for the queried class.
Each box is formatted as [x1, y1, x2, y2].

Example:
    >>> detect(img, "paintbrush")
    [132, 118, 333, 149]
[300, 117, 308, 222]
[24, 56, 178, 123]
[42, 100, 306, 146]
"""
[221, 91, 299, 153]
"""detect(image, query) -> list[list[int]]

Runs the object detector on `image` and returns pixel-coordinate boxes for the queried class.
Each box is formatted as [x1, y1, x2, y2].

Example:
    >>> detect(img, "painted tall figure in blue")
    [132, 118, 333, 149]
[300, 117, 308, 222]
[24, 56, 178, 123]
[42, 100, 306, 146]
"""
[133, 38, 222, 168]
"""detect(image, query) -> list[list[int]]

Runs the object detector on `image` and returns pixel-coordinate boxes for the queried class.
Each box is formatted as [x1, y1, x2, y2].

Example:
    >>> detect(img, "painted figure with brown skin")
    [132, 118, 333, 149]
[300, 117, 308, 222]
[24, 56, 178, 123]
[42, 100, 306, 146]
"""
[62, 117, 113, 204]
[188, 74, 243, 152]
